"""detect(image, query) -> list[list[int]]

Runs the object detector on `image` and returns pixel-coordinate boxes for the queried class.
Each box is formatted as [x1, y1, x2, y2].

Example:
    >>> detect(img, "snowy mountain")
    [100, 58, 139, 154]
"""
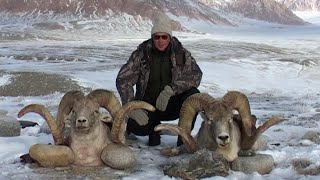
[0, 0, 307, 34]
[0, 0, 233, 31]
[199, 0, 306, 25]
[275, 0, 320, 11]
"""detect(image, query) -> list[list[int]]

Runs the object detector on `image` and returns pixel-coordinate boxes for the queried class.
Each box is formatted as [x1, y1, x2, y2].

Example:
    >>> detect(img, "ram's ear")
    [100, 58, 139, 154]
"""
[99, 112, 112, 123]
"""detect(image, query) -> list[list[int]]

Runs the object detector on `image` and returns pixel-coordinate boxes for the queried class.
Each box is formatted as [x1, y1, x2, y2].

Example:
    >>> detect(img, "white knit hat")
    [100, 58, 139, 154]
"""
[151, 14, 172, 36]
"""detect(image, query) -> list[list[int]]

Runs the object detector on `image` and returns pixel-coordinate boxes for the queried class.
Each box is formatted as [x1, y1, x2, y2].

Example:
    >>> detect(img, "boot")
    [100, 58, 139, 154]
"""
[148, 132, 161, 146]
[177, 136, 183, 146]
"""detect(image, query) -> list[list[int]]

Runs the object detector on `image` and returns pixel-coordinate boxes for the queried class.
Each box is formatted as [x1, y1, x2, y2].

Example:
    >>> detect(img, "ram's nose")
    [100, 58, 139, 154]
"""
[218, 135, 229, 142]
[76, 117, 88, 128]
[77, 119, 87, 123]
[217, 134, 230, 146]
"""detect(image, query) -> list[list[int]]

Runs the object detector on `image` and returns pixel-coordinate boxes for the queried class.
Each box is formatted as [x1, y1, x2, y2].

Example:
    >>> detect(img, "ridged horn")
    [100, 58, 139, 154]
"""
[111, 101, 155, 143]
[154, 124, 198, 153]
[18, 104, 64, 145]
[87, 89, 122, 118]
[178, 93, 215, 134]
[241, 116, 285, 150]
[222, 91, 253, 136]
[56, 90, 84, 137]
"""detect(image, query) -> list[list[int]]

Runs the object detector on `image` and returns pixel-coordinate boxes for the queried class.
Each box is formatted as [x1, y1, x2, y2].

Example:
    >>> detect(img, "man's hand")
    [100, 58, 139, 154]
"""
[156, 85, 175, 111]
[128, 109, 149, 126]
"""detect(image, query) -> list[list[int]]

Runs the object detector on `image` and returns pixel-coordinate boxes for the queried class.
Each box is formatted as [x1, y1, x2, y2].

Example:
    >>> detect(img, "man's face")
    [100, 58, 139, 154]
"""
[152, 33, 170, 51]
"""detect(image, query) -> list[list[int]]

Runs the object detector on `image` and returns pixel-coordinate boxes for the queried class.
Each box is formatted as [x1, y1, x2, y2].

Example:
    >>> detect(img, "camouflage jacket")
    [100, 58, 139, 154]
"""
[116, 37, 202, 104]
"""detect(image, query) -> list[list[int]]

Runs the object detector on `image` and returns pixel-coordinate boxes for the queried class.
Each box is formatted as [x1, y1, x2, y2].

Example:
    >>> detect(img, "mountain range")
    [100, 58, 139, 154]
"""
[0, 0, 316, 33]
[199, 0, 306, 25]
[275, 0, 320, 11]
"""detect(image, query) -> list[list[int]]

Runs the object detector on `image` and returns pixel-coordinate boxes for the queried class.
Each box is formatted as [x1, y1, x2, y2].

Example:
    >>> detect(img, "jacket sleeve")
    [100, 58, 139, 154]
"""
[116, 50, 142, 104]
[169, 49, 202, 94]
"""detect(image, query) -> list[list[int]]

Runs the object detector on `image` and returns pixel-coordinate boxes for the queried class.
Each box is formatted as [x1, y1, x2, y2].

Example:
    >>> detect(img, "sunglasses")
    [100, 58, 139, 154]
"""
[153, 35, 169, 40]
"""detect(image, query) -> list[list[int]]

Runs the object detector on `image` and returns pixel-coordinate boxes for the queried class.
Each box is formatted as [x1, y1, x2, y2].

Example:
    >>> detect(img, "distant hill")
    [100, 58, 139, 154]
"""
[0, 0, 308, 34]
[199, 0, 306, 25]
[0, 0, 233, 32]
[275, 0, 320, 11]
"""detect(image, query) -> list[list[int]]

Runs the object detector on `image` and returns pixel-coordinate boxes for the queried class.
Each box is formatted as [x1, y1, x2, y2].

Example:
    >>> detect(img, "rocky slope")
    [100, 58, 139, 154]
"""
[0, 0, 233, 31]
[199, 0, 306, 25]
[0, 0, 308, 33]
[275, 0, 320, 11]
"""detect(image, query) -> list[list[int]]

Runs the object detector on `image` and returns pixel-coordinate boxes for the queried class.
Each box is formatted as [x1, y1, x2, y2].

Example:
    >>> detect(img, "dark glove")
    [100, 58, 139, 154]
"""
[156, 85, 175, 111]
[128, 109, 149, 126]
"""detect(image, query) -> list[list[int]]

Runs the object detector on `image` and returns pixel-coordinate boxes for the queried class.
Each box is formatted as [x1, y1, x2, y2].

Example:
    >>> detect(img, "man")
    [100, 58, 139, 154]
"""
[116, 14, 202, 146]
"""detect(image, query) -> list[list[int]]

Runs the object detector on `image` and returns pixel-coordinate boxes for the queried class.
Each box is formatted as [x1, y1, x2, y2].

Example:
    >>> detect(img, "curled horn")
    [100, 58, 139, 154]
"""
[18, 104, 64, 145]
[222, 91, 253, 137]
[241, 116, 285, 150]
[178, 93, 215, 134]
[154, 93, 214, 153]
[87, 89, 122, 118]
[111, 101, 155, 143]
[155, 124, 198, 153]
[56, 90, 84, 138]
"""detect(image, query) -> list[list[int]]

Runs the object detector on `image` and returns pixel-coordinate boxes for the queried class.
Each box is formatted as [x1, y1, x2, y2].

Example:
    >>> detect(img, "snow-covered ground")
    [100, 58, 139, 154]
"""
[0, 11, 320, 179]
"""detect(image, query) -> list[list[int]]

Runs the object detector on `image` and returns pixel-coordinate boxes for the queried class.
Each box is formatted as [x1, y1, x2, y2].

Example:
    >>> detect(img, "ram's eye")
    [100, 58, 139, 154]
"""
[94, 110, 99, 115]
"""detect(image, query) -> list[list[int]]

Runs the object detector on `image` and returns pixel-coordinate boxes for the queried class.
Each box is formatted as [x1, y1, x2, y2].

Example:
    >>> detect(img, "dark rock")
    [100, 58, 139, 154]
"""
[163, 149, 230, 180]
[0, 114, 21, 137]
[19, 120, 39, 128]
[20, 153, 35, 164]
